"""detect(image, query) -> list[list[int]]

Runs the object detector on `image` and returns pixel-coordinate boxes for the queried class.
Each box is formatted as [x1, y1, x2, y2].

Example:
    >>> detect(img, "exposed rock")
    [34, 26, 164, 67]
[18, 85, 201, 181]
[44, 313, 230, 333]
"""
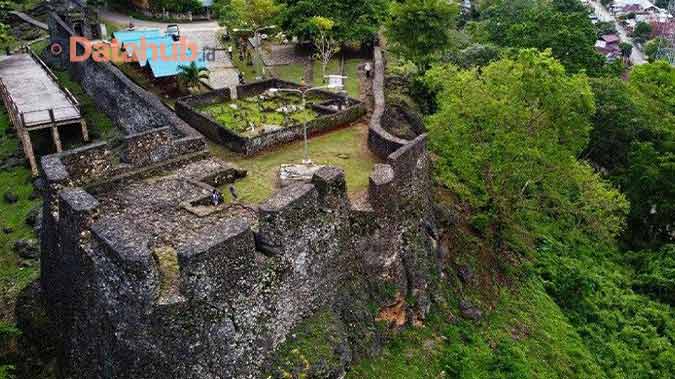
[3, 192, 18, 204]
[458, 265, 473, 283]
[0, 157, 25, 171]
[13, 239, 39, 260]
[2, 226, 13, 234]
[375, 293, 407, 328]
[25, 207, 41, 227]
[459, 299, 483, 321]
[279, 163, 325, 187]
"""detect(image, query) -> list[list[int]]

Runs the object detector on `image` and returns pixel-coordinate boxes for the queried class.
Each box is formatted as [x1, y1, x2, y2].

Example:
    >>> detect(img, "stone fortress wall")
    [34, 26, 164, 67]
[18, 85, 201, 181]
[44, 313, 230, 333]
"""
[32, 9, 438, 379]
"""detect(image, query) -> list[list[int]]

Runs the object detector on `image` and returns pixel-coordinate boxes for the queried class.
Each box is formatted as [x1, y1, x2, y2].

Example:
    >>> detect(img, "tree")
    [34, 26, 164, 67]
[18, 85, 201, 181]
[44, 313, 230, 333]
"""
[583, 63, 675, 249]
[644, 37, 672, 63]
[150, 0, 202, 13]
[583, 77, 652, 172]
[632, 21, 652, 44]
[386, 0, 459, 71]
[308, 16, 339, 80]
[445, 43, 502, 68]
[0, 22, 12, 53]
[217, 0, 283, 29]
[595, 21, 617, 37]
[217, 0, 283, 78]
[277, 0, 389, 44]
[483, 0, 606, 74]
[424, 49, 627, 251]
[619, 42, 633, 60]
[177, 62, 209, 93]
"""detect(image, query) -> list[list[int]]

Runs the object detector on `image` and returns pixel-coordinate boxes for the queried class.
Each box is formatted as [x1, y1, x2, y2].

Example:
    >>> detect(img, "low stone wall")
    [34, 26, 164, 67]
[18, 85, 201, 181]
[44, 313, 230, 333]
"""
[367, 46, 410, 159]
[177, 79, 367, 155]
[40, 128, 209, 187]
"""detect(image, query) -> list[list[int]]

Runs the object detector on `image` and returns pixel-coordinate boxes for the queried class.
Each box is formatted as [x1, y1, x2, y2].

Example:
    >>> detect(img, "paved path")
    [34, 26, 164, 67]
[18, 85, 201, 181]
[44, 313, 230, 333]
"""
[98, 9, 220, 31]
[0, 54, 80, 126]
[589, 0, 647, 65]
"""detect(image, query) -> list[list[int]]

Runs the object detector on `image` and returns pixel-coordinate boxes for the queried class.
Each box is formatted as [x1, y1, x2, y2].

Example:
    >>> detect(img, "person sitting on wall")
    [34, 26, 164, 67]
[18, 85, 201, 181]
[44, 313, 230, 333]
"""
[211, 189, 224, 206]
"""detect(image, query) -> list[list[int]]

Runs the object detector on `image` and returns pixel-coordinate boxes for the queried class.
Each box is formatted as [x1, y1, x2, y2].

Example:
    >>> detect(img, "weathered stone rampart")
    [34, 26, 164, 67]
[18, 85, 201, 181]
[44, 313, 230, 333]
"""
[28, 15, 438, 379]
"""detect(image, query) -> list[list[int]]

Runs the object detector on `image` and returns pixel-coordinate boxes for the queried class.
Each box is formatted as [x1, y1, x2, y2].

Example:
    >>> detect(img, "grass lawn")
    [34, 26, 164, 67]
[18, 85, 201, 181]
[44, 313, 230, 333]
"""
[52, 69, 121, 144]
[272, 58, 363, 99]
[0, 105, 40, 348]
[227, 45, 364, 99]
[209, 121, 379, 204]
[197, 92, 326, 136]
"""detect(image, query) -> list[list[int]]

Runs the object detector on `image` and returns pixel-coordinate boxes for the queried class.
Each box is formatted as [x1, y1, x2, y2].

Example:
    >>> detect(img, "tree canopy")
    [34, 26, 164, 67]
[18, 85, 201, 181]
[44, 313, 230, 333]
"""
[276, 0, 389, 43]
[424, 49, 627, 252]
[481, 0, 605, 74]
[217, 0, 283, 30]
[386, 0, 459, 71]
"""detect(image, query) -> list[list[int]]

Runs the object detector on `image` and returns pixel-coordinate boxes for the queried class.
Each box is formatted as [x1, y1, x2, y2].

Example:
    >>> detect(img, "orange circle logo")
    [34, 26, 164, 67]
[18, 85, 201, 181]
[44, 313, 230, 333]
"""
[50, 42, 63, 56]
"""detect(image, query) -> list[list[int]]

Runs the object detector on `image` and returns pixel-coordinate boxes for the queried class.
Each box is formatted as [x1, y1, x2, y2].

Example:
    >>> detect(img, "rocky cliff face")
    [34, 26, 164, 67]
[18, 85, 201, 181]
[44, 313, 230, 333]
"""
[16, 127, 436, 378]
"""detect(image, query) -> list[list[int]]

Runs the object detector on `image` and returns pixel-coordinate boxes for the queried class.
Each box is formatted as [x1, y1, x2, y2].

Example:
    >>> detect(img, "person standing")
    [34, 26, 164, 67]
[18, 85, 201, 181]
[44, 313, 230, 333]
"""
[364, 62, 372, 78]
[227, 45, 233, 61]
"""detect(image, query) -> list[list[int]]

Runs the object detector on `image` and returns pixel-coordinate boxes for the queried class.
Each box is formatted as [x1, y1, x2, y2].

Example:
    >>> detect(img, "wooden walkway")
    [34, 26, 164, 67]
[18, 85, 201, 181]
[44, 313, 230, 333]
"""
[0, 51, 89, 175]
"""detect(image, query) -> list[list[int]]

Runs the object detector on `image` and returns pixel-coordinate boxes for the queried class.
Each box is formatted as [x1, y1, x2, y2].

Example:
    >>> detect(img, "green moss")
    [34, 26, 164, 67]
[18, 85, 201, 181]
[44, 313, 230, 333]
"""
[268, 308, 346, 378]
[152, 246, 179, 301]
[210, 122, 379, 204]
[349, 280, 604, 378]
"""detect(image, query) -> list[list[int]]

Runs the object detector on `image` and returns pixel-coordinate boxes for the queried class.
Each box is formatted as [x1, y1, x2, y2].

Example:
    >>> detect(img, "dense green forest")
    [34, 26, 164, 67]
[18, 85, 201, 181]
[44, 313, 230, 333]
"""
[350, 0, 674, 377]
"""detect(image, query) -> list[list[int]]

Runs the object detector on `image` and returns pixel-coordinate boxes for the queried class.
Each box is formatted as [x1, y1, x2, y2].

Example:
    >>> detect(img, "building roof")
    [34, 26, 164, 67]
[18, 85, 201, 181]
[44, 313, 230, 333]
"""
[601, 34, 621, 44]
[112, 29, 207, 78]
[146, 41, 207, 78]
[112, 28, 164, 47]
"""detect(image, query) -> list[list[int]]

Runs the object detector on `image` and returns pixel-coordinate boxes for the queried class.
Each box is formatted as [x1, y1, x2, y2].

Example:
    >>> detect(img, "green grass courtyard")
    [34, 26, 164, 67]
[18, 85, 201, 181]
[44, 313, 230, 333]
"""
[210, 121, 379, 204]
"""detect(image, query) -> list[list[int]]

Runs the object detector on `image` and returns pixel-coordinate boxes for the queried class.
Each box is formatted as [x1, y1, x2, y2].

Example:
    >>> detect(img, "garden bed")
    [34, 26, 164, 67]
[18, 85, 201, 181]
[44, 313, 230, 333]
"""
[176, 79, 367, 155]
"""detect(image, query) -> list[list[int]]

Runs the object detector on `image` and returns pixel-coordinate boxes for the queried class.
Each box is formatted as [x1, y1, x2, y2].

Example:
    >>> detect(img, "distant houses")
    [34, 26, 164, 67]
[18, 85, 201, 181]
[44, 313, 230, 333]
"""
[611, 0, 672, 26]
[595, 34, 622, 61]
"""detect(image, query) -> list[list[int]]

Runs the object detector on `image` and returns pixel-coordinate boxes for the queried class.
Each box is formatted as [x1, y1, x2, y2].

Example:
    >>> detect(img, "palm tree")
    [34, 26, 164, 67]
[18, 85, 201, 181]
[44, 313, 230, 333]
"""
[177, 62, 209, 94]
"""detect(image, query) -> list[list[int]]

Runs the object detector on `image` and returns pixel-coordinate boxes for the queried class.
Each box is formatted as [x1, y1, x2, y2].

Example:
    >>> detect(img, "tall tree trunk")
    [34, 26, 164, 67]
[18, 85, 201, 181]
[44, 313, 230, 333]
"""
[303, 58, 314, 86]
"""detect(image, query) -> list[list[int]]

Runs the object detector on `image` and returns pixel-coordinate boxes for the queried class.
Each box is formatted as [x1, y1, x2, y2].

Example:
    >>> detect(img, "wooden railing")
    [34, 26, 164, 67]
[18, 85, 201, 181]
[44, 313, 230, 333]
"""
[0, 77, 23, 130]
